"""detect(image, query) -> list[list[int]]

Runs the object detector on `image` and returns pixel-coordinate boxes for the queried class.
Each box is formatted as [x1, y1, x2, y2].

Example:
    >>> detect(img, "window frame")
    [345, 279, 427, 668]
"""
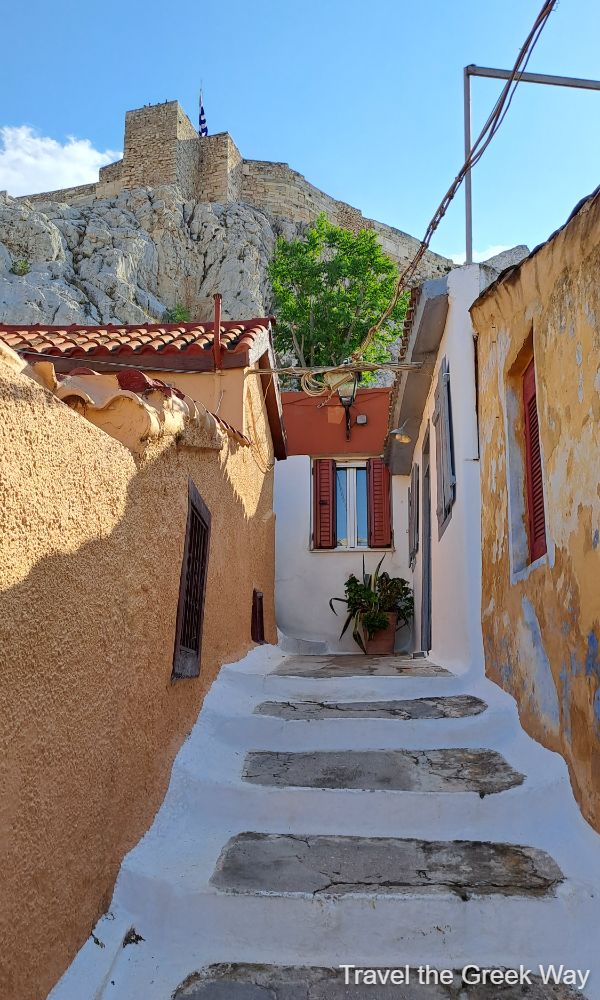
[311, 457, 393, 552]
[334, 460, 369, 550]
[171, 479, 211, 680]
[522, 357, 547, 564]
[432, 356, 456, 538]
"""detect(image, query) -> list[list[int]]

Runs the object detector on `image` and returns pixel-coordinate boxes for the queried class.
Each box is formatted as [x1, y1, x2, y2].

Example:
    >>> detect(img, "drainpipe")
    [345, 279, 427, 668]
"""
[213, 293, 222, 370]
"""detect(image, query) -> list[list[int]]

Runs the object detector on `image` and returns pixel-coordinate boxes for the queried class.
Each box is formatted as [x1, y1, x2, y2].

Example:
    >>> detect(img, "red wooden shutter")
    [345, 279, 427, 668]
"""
[523, 359, 547, 562]
[367, 458, 392, 548]
[313, 459, 336, 549]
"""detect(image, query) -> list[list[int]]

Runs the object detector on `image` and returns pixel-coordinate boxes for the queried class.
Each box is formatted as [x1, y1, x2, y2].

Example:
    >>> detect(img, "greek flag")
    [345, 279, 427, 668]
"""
[199, 91, 208, 137]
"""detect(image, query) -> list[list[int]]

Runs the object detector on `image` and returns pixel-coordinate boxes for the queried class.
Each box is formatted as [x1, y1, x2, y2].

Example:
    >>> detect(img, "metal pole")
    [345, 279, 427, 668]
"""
[466, 64, 600, 92]
[463, 64, 600, 264]
[464, 67, 473, 264]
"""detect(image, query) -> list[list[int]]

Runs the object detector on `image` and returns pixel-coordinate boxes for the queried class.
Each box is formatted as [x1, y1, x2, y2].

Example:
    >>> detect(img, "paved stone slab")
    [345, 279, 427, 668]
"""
[210, 834, 563, 898]
[255, 694, 487, 721]
[175, 965, 581, 1000]
[176, 964, 581, 999]
[242, 749, 524, 794]
[274, 655, 451, 678]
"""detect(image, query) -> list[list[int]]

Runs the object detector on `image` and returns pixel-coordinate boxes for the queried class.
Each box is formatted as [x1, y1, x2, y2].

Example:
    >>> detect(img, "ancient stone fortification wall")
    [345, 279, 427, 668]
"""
[20, 101, 451, 278]
[471, 194, 600, 831]
[241, 159, 447, 275]
[0, 356, 276, 1000]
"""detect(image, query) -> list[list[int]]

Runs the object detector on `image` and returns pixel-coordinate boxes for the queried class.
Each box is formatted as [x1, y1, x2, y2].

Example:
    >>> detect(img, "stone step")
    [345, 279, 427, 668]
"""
[274, 655, 451, 678]
[210, 833, 563, 900]
[254, 694, 488, 721]
[175, 963, 583, 999]
[277, 633, 329, 655]
[242, 748, 525, 794]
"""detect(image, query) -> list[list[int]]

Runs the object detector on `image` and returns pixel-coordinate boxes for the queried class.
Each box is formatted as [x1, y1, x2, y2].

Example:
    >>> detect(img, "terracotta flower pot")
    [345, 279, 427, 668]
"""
[364, 611, 397, 655]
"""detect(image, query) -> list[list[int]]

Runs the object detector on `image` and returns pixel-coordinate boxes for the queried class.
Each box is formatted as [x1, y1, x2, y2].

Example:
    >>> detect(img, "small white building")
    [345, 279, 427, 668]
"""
[274, 386, 411, 653]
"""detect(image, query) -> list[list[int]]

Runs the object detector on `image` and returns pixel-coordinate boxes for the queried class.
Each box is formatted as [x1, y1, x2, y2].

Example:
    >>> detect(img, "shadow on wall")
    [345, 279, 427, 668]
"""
[0, 373, 276, 1000]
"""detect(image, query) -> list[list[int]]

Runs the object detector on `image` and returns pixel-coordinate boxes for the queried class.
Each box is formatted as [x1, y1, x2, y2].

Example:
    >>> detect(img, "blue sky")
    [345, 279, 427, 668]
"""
[1, 0, 599, 260]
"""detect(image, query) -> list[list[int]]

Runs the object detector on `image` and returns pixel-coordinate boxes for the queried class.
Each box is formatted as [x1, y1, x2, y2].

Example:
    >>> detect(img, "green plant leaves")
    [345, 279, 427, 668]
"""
[268, 213, 409, 379]
[328, 560, 414, 652]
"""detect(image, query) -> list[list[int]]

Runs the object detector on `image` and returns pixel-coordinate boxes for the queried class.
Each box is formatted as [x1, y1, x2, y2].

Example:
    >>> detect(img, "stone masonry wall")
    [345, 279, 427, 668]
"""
[24, 182, 98, 205]
[121, 102, 178, 191]
[197, 133, 242, 204]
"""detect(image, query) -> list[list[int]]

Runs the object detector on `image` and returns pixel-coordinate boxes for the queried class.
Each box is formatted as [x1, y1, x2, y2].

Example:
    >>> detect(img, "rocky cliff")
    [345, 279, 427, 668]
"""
[0, 185, 451, 327]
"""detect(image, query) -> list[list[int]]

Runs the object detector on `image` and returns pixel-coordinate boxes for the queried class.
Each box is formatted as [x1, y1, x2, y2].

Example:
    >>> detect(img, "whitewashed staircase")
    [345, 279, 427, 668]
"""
[48, 646, 600, 1000]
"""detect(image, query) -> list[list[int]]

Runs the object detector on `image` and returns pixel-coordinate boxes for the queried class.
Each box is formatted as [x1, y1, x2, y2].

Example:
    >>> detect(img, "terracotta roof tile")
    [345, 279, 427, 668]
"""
[0, 318, 275, 363]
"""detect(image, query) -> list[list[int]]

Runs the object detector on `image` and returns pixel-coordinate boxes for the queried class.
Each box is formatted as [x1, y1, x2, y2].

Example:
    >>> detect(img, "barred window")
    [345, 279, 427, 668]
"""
[172, 480, 211, 679]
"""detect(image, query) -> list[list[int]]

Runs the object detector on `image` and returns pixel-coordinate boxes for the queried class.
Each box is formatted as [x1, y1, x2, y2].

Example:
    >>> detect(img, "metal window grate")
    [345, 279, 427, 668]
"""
[523, 359, 546, 562]
[172, 480, 211, 679]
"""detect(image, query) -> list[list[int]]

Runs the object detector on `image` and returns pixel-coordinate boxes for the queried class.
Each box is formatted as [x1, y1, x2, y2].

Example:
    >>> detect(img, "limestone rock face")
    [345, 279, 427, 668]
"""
[0, 187, 451, 328]
[0, 187, 278, 326]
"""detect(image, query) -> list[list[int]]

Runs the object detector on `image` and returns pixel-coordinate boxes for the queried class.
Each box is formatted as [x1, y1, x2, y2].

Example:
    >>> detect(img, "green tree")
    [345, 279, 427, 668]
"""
[268, 213, 408, 379]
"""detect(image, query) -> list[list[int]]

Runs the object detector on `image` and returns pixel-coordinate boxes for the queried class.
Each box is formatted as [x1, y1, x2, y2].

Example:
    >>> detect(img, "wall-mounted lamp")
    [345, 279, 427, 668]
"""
[337, 372, 359, 440]
[390, 420, 411, 444]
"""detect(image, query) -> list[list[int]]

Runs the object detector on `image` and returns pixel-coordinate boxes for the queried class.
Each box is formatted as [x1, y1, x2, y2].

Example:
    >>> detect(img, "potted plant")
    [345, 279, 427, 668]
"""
[329, 556, 414, 655]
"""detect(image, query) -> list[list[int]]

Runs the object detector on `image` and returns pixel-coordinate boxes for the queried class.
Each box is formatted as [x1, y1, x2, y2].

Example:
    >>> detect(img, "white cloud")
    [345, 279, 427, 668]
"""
[450, 244, 512, 265]
[0, 125, 121, 197]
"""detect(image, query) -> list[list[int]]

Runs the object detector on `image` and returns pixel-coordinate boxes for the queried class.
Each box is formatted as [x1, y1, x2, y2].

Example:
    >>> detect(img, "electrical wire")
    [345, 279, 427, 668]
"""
[353, 0, 558, 361]
[13, 4, 558, 405]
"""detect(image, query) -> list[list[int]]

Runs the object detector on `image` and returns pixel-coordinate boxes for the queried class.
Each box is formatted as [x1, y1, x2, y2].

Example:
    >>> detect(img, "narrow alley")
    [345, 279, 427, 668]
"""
[52, 645, 600, 999]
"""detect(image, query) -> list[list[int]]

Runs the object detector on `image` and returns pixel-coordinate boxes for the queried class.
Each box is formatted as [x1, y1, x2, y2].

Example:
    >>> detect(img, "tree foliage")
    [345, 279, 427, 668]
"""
[269, 213, 408, 378]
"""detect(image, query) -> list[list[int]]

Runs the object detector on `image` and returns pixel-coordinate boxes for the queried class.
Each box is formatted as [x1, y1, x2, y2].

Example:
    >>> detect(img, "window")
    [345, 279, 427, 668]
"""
[408, 462, 419, 568]
[312, 457, 391, 550]
[336, 464, 368, 548]
[432, 356, 456, 534]
[172, 480, 211, 679]
[523, 358, 547, 562]
[251, 589, 265, 643]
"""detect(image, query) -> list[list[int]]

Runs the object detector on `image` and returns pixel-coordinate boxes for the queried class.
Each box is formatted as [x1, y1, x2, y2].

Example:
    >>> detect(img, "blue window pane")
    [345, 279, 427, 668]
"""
[356, 468, 368, 546]
[336, 469, 348, 547]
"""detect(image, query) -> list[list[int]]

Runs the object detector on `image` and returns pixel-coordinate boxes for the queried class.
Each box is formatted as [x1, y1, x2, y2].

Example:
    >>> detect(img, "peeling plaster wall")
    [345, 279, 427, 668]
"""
[0, 361, 275, 1000]
[410, 266, 486, 674]
[471, 195, 600, 831]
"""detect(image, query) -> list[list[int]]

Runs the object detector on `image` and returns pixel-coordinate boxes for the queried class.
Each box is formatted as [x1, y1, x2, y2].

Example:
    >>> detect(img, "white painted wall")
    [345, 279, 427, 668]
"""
[410, 265, 485, 675]
[275, 455, 411, 652]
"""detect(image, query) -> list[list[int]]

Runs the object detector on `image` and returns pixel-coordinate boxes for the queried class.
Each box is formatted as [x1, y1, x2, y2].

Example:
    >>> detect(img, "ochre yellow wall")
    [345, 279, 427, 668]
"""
[144, 368, 246, 433]
[471, 194, 600, 831]
[0, 360, 275, 1000]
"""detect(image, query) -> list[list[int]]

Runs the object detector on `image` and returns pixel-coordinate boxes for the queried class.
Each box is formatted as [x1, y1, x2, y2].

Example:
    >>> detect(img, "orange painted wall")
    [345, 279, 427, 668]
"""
[0, 356, 276, 1000]
[282, 387, 391, 457]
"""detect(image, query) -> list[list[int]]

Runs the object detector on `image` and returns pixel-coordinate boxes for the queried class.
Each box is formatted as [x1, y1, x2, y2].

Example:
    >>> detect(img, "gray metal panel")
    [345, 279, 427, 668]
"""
[387, 277, 449, 476]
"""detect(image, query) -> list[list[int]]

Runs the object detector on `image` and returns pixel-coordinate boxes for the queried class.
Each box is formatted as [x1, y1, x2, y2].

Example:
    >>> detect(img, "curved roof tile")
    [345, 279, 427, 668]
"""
[0, 319, 275, 361]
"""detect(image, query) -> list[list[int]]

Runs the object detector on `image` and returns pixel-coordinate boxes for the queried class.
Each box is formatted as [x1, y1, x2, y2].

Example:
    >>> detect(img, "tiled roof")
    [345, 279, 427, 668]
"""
[0, 319, 274, 361]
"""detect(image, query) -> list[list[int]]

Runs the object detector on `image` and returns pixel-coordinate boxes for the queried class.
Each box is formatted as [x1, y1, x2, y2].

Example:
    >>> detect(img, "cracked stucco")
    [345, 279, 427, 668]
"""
[471, 191, 600, 831]
[211, 833, 562, 899]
